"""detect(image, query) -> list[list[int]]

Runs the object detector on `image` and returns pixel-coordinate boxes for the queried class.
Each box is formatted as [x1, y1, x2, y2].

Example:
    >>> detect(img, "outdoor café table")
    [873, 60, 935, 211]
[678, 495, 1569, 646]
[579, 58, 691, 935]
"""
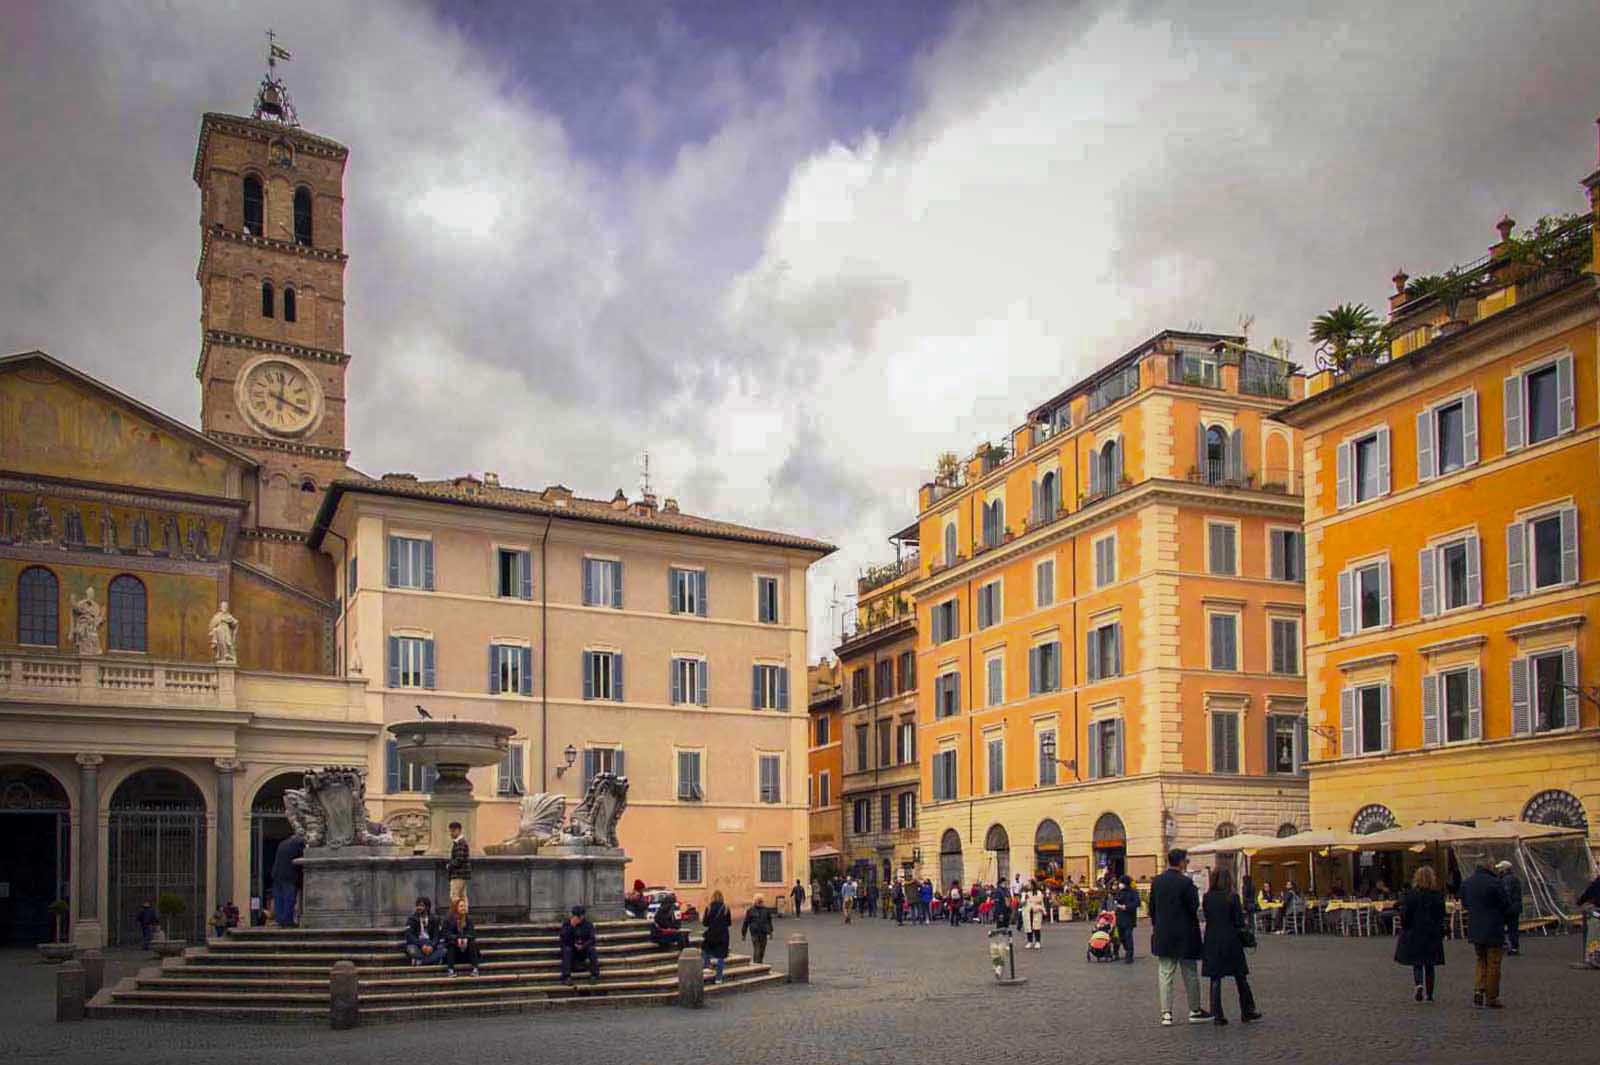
[1254, 900, 1283, 933]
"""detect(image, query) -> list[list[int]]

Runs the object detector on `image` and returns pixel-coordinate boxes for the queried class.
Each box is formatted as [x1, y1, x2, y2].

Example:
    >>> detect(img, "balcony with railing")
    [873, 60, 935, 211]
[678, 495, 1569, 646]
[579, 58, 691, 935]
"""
[1185, 464, 1303, 496]
[858, 552, 920, 595]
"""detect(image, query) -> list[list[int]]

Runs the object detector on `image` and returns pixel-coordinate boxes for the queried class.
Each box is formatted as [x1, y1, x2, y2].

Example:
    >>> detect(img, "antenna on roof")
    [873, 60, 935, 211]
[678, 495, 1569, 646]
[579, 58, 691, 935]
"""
[639, 450, 652, 498]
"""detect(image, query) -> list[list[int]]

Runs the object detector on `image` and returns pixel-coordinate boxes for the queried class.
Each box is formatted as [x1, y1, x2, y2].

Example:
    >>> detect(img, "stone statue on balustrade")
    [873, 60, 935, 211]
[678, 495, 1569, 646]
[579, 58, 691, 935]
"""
[485, 772, 630, 855]
[26, 496, 54, 544]
[62, 505, 85, 547]
[99, 508, 119, 552]
[208, 601, 238, 664]
[69, 586, 105, 656]
[1, 497, 17, 543]
[283, 766, 397, 849]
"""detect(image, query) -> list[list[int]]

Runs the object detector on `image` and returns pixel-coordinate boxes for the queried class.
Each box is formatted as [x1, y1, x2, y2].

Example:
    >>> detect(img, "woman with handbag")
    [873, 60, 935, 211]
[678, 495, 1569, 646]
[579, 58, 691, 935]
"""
[1394, 864, 1446, 1002]
[1201, 868, 1262, 1025]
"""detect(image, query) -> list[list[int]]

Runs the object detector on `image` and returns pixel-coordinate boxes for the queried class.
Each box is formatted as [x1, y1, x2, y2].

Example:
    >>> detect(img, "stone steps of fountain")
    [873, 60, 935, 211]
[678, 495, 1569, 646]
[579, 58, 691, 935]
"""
[164, 951, 690, 982]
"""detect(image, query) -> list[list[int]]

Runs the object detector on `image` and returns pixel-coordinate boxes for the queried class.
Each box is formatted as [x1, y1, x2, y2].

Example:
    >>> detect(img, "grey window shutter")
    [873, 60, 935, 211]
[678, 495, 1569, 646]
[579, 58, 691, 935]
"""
[611, 561, 623, 608]
[387, 537, 401, 587]
[1376, 426, 1391, 496]
[1114, 439, 1126, 484]
[582, 651, 594, 700]
[699, 661, 709, 706]
[1228, 427, 1243, 482]
[1028, 646, 1040, 695]
[488, 644, 500, 694]
[752, 665, 761, 709]
[1556, 354, 1575, 435]
[423, 638, 436, 689]
[1030, 480, 1041, 525]
[1114, 719, 1125, 776]
[1506, 521, 1528, 597]
[1210, 617, 1223, 669]
[951, 675, 960, 715]
[1463, 391, 1479, 465]
[1111, 626, 1122, 676]
[697, 570, 707, 617]
[1087, 722, 1101, 779]
[1196, 423, 1208, 476]
[386, 740, 400, 792]
[1421, 673, 1440, 747]
[423, 541, 435, 591]
[1294, 715, 1307, 771]
[1560, 506, 1579, 585]
[1418, 547, 1437, 618]
[1049, 642, 1062, 690]
[778, 667, 790, 710]
[519, 647, 532, 696]
[1416, 408, 1435, 481]
[1335, 441, 1352, 509]
[583, 560, 594, 605]
[582, 749, 598, 789]
[1264, 714, 1276, 772]
[519, 551, 533, 599]
[1466, 536, 1481, 606]
[1504, 374, 1525, 450]
[668, 568, 678, 613]
[1089, 454, 1101, 496]
[1510, 656, 1530, 735]
[1086, 629, 1100, 682]
[1271, 531, 1285, 581]
[387, 635, 400, 687]
[1378, 561, 1391, 627]
[613, 653, 624, 701]
[1036, 563, 1046, 605]
[1337, 570, 1354, 636]
[1467, 667, 1481, 740]
[1339, 688, 1356, 757]
[671, 659, 683, 704]
[1562, 647, 1579, 728]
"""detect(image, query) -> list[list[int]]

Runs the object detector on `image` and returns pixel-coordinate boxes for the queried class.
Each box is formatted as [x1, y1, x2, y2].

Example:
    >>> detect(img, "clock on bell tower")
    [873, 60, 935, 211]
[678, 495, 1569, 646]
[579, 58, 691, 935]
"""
[193, 80, 352, 537]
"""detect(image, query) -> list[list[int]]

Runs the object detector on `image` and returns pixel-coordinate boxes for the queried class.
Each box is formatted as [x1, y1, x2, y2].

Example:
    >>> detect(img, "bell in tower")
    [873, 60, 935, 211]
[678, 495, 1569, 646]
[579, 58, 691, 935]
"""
[252, 30, 299, 127]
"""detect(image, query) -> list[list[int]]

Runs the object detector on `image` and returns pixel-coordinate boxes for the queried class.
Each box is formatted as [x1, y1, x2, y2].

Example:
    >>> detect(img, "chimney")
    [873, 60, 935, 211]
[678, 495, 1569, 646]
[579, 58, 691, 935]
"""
[483, 472, 499, 488]
[610, 489, 628, 511]
[1389, 269, 1410, 313]
[662, 497, 679, 513]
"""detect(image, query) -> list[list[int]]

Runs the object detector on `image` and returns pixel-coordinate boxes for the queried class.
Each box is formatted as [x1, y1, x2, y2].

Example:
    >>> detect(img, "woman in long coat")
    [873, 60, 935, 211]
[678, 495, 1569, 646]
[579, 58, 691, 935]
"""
[1201, 868, 1260, 1025]
[701, 889, 733, 984]
[1020, 880, 1047, 949]
[1394, 864, 1447, 1002]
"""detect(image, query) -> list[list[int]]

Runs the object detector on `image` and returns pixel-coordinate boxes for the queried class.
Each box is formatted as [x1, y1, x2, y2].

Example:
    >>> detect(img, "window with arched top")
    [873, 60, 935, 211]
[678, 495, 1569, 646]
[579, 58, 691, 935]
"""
[1100, 440, 1121, 489]
[283, 287, 297, 323]
[261, 281, 274, 318]
[243, 175, 264, 236]
[18, 567, 60, 647]
[1276, 822, 1298, 838]
[1215, 821, 1238, 840]
[1205, 425, 1227, 482]
[1037, 471, 1059, 520]
[107, 575, 147, 652]
[293, 187, 313, 246]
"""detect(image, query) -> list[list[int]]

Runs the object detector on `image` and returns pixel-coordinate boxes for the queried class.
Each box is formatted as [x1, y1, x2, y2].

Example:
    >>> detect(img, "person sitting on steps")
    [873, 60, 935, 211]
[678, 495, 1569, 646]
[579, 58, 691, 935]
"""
[559, 905, 600, 984]
[441, 897, 481, 977]
[651, 894, 691, 952]
[405, 897, 443, 967]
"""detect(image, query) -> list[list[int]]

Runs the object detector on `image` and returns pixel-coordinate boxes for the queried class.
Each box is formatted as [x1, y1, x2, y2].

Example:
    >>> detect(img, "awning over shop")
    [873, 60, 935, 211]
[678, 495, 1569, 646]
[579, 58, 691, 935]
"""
[809, 846, 841, 859]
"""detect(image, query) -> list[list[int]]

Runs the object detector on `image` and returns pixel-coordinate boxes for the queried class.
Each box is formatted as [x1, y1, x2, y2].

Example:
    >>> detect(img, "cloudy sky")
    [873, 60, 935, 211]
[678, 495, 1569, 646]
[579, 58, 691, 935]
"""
[3, 1, 1598, 658]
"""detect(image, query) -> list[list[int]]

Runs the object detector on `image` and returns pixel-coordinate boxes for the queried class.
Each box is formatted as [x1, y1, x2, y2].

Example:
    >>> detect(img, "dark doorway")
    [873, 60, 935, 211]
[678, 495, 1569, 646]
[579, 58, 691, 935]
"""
[108, 769, 206, 945]
[1092, 811, 1127, 881]
[939, 828, 964, 889]
[249, 773, 300, 925]
[0, 767, 70, 944]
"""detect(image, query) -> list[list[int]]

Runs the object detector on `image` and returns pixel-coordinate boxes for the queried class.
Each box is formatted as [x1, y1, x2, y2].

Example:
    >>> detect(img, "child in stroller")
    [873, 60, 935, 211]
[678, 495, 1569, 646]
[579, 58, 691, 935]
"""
[1086, 909, 1120, 961]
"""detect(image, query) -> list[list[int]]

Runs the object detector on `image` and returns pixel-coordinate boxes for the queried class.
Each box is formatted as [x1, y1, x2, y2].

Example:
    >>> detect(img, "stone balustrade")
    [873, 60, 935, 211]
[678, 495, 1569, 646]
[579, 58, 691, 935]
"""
[0, 651, 236, 708]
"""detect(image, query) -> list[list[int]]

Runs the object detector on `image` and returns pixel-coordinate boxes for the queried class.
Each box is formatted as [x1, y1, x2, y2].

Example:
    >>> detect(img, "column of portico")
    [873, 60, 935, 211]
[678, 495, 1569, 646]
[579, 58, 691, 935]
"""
[214, 759, 242, 914]
[73, 754, 104, 948]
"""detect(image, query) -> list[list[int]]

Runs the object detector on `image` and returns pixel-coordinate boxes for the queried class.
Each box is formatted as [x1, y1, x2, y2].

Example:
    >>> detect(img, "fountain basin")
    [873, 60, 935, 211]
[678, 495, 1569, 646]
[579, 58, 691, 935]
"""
[386, 720, 516, 771]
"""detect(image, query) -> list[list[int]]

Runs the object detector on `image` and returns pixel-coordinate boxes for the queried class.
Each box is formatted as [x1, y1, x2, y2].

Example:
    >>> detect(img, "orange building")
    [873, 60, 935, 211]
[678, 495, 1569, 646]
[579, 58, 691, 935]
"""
[1276, 148, 1600, 860]
[912, 331, 1309, 886]
[807, 659, 844, 885]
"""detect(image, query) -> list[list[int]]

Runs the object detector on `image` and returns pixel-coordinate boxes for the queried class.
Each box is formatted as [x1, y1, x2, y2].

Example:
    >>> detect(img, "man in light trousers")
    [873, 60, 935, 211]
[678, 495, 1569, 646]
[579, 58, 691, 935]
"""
[1147, 848, 1210, 1026]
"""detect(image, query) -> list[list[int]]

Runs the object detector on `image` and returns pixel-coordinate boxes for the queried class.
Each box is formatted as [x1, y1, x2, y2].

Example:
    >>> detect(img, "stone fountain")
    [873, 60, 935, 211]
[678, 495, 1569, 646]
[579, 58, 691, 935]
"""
[291, 721, 629, 928]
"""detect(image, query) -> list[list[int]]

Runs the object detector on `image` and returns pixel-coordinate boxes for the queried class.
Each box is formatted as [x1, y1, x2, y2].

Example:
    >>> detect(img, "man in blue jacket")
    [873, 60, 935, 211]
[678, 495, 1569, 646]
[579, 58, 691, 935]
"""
[1461, 862, 1514, 1008]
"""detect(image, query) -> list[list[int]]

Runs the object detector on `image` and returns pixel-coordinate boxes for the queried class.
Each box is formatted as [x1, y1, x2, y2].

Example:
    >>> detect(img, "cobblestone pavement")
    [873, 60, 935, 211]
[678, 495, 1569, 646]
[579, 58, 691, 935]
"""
[6, 915, 1598, 1065]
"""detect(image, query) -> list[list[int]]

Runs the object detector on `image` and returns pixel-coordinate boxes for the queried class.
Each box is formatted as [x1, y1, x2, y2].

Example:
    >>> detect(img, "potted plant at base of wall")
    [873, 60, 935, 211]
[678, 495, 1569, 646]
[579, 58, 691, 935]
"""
[37, 900, 78, 962]
[151, 894, 189, 957]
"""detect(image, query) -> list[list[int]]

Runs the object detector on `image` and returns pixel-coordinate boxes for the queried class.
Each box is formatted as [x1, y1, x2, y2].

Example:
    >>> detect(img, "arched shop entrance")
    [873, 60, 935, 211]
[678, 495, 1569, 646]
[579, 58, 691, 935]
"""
[108, 769, 207, 945]
[0, 766, 70, 944]
[939, 829, 964, 889]
[250, 772, 302, 925]
[1349, 804, 1399, 896]
[1092, 812, 1127, 880]
[985, 824, 1011, 883]
[1034, 819, 1064, 879]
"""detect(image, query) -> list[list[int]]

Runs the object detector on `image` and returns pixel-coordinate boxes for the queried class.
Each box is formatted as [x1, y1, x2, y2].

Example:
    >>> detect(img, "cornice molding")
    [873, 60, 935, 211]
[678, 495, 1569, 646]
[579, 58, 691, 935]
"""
[197, 330, 349, 381]
[205, 429, 348, 461]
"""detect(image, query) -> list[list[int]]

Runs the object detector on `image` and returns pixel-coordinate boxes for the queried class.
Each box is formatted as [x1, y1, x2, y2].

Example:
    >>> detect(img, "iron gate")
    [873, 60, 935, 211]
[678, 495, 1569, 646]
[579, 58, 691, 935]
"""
[109, 805, 206, 945]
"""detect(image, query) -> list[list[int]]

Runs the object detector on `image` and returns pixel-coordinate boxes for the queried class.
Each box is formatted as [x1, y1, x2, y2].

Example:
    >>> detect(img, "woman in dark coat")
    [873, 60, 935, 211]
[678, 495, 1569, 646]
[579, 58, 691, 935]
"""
[1201, 868, 1260, 1025]
[702, 890, 733, 984]
[650, 895, 690, 952]
[1394, 864, 1447, 1002]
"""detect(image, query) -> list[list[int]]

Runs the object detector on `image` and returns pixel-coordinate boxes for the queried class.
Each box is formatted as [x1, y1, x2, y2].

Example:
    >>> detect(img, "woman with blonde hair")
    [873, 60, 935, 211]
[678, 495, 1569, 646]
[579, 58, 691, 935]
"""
[1394, 864, 1446, 1002]
[702, 888, 733, 983]
[441, 896, 481, 977]
[741, 892, 776, 964]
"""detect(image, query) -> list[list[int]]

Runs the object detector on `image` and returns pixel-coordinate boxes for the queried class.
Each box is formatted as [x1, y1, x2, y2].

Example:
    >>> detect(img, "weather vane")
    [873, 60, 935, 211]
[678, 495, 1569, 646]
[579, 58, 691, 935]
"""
[253, 28, 300, 126]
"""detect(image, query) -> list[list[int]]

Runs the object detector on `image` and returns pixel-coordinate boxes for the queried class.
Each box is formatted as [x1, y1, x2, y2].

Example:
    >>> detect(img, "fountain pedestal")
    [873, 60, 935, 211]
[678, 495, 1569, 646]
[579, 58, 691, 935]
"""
[385, 720, 517, 855]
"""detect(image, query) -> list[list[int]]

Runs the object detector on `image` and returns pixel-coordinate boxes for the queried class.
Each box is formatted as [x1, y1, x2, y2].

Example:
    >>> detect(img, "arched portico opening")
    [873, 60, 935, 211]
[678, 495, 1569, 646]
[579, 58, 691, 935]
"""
[0, 765, 70, 944]
[108, 769, 206, 945]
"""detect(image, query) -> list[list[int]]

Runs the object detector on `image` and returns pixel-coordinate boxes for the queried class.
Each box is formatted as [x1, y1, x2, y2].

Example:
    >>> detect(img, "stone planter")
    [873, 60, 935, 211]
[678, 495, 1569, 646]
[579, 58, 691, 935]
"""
[37, 942, 79, 963]
[151, 937, 187, 958]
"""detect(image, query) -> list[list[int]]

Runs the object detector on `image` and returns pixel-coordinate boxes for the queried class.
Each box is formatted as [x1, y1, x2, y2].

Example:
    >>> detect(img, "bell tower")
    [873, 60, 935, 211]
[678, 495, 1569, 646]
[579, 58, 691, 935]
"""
[194, 45, 351, 543]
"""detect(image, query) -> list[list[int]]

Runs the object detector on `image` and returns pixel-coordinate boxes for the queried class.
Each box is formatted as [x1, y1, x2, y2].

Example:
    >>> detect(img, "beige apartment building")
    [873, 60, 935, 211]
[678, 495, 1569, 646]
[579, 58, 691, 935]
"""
[312, 477, 832, 909]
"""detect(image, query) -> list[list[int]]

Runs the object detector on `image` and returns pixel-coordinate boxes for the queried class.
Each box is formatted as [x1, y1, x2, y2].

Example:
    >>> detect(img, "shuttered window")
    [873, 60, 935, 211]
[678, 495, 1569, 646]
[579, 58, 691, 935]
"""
[1514, 649, 1578, 735]
[758, 755, 781, 803]
[581, 650, 624, 701]
[1094, 536, 1116, 587]
[1085, 623, 1121, 681]
[752, 664, 789, 710]
[1028, 641, 1062, 694]
[931, 599, 959, 644]
[1086, 719, 1123, 779]
[1209, 613, 1239, 671]
[669, 567, 707, 616]
[386, 738, 436, 793]
[1037, 729, 1058, 787]
[676, 751, 703, 801]
[1270, 529, 1304, 581]
[986, 738, 1004, 794]
[388, 635, 435, 689]
[986, 655, 1004, 707]
[1207, 523, 1237, 576]
[1036, 559, 1055, 607]
[898, 722, 917, 763]
[497, 744, 526, 796]
[932, 749, 958, 801]
[977, 580, 1001, 629]
[582, 558, 623, 608]
[671, 657, 709, 706]
[387, 536, 434, 590]
[1339, 560, 1390, 635]
[489, 644, 532, 695]
[1210, 711, 1240, 773]
[1337, 427, 1390, 508]
[757, 576, 780, 623]
[898, 791, 917, 829]
[934, 672, 961, 718]
[1270, 617, 1299, 675]
[898, 650, 916, 692]
[497, 549, 532, 599]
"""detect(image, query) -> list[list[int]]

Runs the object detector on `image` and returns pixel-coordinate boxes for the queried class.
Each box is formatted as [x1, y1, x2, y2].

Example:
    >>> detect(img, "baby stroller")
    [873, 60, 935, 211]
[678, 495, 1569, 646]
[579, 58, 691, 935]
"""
[1085, 910, 1119, 962]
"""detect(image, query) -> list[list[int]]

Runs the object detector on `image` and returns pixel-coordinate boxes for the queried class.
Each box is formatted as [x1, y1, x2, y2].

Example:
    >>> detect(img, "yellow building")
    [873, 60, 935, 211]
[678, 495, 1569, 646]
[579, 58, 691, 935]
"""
[913, 331, 1310, 887]
[836, 536, 921, 887]
[1276, 153, 1600, 862]
[806, 659, 843, 885]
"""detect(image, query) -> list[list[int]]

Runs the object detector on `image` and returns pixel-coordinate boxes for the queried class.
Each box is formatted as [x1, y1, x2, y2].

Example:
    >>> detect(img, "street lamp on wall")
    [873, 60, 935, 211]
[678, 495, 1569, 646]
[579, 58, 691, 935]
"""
[1039, 732, 1075, 774]
[554, 744, 577, 778]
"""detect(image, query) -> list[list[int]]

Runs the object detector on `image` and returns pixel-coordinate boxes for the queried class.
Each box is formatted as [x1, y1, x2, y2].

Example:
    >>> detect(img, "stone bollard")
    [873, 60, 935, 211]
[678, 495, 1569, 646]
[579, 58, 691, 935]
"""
[329, 960, 360, 1030]
[676, 947, 705, 1008]
[80, 949, 106, 999]
[786, 933, 809, 985]
[56, 960, 86, 1022]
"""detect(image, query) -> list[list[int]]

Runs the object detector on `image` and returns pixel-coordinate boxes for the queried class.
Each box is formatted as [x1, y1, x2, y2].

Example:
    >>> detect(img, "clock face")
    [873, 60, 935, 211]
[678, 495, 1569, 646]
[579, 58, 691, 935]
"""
[240, 360, 319, 436]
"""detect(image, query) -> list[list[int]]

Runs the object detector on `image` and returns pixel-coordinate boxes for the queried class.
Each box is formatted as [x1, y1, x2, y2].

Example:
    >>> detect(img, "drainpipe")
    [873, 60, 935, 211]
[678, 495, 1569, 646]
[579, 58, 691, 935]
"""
[323, 527, 350, 675]
[539, 516, 554, 791]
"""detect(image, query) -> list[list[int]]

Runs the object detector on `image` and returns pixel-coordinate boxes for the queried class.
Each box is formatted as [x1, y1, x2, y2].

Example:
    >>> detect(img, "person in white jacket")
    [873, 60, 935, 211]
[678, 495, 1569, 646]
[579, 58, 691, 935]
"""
[1021, 880, 1048, 949]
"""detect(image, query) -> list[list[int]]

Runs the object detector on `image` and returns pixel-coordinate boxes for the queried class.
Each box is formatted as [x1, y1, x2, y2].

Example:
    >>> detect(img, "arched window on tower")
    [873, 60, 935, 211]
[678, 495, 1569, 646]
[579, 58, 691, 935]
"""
[293, 187, 313, 246]
[261, 281, 274, 318]
[243, 174, 264, 236]
[17, 566, 60, 647]
[283, 287, 297, 323]
[108, 575, 147, 652]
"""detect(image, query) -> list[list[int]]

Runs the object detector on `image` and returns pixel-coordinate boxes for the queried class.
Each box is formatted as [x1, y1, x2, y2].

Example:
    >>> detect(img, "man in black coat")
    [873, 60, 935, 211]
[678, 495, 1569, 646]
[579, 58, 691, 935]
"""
[1497, 861, 1524, 955]
[1113, 875, 1141, 964]
[1148, 848, 1208, 1025]
[1460, 863, 1513, 1008]
[404, 897, 443, 966]
[271, 834, 306, 928]
[559, 905, 600, 983]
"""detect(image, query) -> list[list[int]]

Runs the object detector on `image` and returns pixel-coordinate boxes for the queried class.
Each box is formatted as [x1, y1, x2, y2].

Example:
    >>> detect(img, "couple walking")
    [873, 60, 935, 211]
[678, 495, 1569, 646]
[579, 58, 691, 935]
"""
[1149, 848, 1261, 1027]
